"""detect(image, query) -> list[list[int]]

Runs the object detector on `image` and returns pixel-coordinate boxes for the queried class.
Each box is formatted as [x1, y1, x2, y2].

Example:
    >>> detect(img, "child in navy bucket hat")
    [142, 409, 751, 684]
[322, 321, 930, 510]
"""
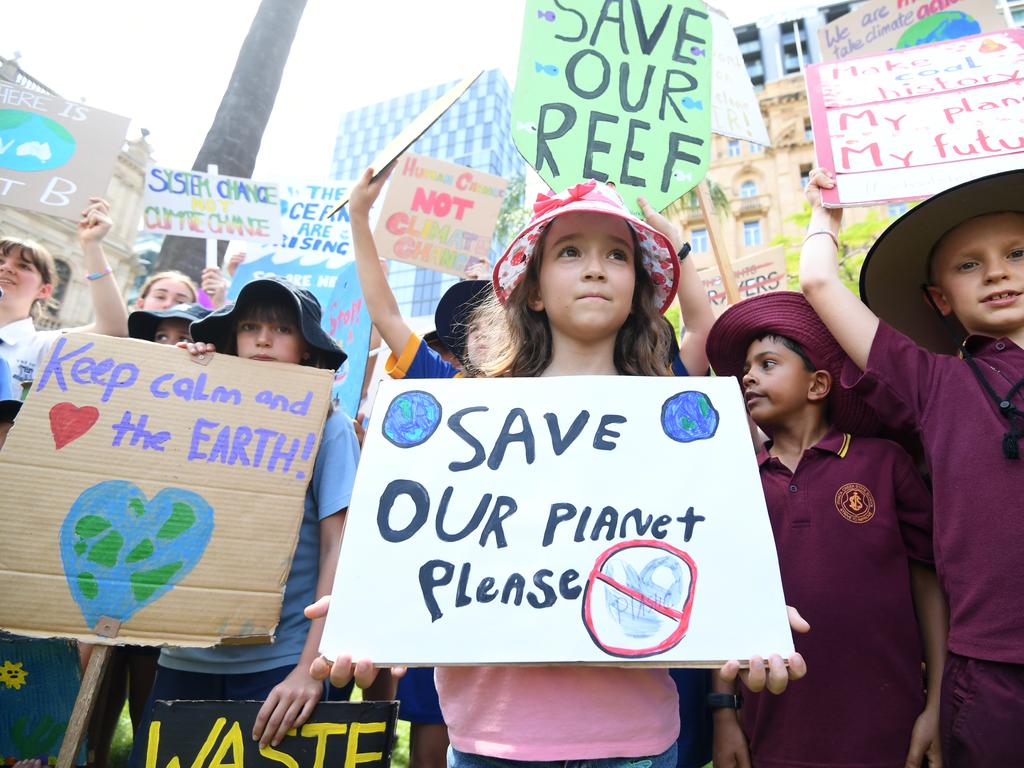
[706, 291, 945, 768]
[128, 276, 364, 766]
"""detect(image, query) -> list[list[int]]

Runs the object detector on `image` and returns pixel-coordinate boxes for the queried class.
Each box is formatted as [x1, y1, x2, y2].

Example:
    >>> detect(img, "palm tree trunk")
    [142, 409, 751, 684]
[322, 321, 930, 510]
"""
[154, 0, 306, 277]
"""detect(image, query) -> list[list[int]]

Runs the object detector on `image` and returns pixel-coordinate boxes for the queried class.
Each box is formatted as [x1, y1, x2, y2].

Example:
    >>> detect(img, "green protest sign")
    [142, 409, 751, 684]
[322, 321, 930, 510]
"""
[512, 0, 713, 213]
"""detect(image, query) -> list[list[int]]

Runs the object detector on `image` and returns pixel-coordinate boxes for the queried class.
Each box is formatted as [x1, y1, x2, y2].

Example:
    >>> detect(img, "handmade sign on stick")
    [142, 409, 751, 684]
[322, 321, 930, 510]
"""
[142, 166, 281, 245]
[807, 29, 1024, 206]
[0, 334, 333, 646]
[699, 246, 787, 316]
[512, 0, 714, 213]
[323, 376, 792, 665]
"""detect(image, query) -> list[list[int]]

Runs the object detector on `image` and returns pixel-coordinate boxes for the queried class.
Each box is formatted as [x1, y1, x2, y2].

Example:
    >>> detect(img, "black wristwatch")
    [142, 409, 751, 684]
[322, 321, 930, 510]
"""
[707, 692, 742, 710]
[677, 242, 691, 262]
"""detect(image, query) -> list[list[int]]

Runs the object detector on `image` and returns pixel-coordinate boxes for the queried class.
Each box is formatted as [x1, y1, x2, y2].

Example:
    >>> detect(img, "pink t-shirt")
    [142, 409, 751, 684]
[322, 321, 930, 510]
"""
[436, 666, 680, 761]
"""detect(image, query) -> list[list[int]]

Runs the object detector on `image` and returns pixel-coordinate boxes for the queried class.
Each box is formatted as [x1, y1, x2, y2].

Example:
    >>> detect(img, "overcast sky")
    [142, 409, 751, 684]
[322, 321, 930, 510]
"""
[4, 0, 817, 182]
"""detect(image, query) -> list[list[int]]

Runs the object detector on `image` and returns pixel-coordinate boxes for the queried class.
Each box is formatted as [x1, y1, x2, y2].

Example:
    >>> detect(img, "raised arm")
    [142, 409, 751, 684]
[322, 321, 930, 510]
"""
[72, 197, 129, 336]
[797, 169, 878, 370]
[350, 165, 416, 354]
[639, 197, 715, 374]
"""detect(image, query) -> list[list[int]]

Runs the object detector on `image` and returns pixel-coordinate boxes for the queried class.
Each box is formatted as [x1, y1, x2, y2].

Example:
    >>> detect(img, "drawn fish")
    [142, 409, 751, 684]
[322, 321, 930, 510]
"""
[690, 46, 706, 57]
[535, 62, 560, 76]
[979, 39, 1006, 53]
[537, 9, 556, 21]
[680, 97, 704, 110]
[672, 170, 693, 184]
[516, 121, 538, 133]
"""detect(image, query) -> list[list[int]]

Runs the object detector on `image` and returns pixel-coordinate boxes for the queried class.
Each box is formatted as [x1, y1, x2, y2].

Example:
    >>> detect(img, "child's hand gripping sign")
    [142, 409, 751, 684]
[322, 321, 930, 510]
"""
[322, 375, 793, 666]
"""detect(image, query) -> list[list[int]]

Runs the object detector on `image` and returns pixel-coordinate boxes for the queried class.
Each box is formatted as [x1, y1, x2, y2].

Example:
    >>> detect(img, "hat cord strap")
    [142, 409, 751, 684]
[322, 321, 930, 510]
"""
[921, 285, 1023, 460]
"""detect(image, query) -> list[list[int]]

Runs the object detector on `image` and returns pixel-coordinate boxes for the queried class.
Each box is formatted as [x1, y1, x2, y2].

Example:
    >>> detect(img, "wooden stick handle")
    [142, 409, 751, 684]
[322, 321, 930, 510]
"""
[695, 181, 741, 305]
[58, 644, 114, 768]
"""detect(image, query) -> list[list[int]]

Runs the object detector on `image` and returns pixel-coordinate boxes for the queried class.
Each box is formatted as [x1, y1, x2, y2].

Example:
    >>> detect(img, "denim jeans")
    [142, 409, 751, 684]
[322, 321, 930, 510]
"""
[448, 741, 679, 768]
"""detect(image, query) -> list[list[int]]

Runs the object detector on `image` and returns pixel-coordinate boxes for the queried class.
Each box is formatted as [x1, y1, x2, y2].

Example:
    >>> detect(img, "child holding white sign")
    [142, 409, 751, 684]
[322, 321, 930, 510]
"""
[312, 180, 806, 768]
[705, 291, 945, 768]
[127, 277, 365, 764]
[0, 197, 129, 391]
[800, 167, 1024, 766]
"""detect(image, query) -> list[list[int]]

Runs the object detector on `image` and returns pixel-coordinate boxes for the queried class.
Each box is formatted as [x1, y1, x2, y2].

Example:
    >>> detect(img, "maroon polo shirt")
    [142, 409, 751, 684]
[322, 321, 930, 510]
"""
[742, 427, 932, 768]
[844, 322, 1024, 664]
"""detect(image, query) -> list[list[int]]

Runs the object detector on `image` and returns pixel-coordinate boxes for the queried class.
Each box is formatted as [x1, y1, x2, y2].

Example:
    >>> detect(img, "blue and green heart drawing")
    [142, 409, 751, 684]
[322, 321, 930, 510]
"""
[59, 481, 214, 628]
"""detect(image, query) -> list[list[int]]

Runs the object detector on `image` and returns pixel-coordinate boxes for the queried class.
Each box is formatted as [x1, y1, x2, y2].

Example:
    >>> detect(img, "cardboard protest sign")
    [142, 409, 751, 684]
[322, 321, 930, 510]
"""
[374, 154, 508, 276]
[806, 29, 1024, 206]
[0, 85, 129, 221]
[0, 637, 84, 764]
[142, 166, 281, 245]
[699, 246, 787, 316]
[328, 72, 483, 218]
[143, 701, 399, 768]
[323, 376, 793, 665]
[818, 0, 1004, 62]
[230, 180, 352, 307]
[323, 261, 373, 418]
[709, 6, 770, 146]
[512, 0, 713, 213]
[0, 334, 333, 646]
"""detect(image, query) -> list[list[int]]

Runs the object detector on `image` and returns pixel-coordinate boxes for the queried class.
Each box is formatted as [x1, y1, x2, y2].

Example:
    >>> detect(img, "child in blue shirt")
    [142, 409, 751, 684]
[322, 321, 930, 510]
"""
[128, 277, 365, 764]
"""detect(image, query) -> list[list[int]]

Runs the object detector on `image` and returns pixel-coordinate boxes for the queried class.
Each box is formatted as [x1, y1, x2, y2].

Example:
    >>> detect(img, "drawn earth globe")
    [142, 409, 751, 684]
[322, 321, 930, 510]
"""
[382, 391, 442, 448]
[897, 11, 981, 48]
[0, 110, 77, 171]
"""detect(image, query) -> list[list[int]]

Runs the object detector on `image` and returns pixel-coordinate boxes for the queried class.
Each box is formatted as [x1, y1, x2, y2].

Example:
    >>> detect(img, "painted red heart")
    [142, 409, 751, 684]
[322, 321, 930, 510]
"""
[49, 402, 100, 449]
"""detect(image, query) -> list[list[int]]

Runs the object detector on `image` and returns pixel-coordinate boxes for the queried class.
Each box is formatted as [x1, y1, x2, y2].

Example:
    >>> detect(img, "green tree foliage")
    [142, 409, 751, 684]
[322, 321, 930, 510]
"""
[493, 172, 531, 253]
[772, 203, 910, 295]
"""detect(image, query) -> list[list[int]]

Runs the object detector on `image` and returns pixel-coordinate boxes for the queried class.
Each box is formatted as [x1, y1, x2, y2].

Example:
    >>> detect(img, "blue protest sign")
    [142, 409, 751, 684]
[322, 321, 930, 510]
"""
[322, 261, 372, 418]
[229, 181, 352, 307]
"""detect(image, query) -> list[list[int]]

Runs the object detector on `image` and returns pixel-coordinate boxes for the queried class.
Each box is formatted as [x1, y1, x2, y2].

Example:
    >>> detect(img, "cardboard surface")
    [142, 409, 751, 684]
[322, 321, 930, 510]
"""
[0, 334, 333, 647]
[327, 73, 483, 218]
[511, 0, 713, 213]
[806, 29, 1024, 206]
[0, 637, 84, 764]
[323, 376, 793, 666]
[145, 701, 399, 768]
[698, 246, 787, 316]
[818, 0, 1004, 62]
[709, 6, 771, 146]
[374, 153, 508, 276]
[230, 180, 353, 307]
[142, 165, 282, 245]
[0, 85, 129, 221]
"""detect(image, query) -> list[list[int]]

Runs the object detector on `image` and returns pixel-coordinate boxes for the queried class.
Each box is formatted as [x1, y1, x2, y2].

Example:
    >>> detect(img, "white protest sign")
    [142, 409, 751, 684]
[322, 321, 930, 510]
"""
[807, 29, 1024, 206]
[323, 376, 793, 665]
[710, 7, 771, 146]
[142, 166, 281, 244]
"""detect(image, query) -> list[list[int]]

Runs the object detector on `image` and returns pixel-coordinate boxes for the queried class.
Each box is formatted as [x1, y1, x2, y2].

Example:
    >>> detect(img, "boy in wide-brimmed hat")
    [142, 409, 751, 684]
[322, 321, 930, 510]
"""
[706, 291, 945, 768]
[801, 168, 1024, 766]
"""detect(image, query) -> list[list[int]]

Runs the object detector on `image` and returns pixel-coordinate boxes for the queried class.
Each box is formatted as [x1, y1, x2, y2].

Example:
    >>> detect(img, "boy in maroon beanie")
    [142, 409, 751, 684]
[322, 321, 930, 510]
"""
[706, 291, 946, 768]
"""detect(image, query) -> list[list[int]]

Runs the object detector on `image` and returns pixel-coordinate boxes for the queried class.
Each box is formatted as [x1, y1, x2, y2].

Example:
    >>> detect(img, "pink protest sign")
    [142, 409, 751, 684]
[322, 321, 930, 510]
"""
[806, 29, 1024, 206]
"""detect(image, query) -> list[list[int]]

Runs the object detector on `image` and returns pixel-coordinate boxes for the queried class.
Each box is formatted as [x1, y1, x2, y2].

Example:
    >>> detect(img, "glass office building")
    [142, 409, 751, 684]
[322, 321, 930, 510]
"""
[332, 69, 523, 318]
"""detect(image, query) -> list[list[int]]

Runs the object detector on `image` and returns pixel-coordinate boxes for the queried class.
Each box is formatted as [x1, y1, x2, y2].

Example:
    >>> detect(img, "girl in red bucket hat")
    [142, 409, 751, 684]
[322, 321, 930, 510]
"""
[313, 178, 807, 768]
[706, 291, 945, 768]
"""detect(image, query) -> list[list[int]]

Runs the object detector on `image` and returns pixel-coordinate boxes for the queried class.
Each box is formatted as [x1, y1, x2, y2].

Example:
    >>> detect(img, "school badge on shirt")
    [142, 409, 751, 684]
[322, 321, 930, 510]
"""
[835, 482, 875, 524]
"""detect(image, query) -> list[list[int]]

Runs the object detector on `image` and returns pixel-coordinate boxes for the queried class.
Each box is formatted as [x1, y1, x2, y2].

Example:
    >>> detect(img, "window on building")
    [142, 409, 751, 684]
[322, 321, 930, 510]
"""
[888, 202, 909, 217]
[743, 220, 763, 247]
[691, 228, 709, 253]
[800, 165, 812, 189]
[804, 119, 813, 141]
[727, 140, 741, 157]
[748, 141, 763, 153]
[784, 54, 801, 73]
[740, 180, 758, 198]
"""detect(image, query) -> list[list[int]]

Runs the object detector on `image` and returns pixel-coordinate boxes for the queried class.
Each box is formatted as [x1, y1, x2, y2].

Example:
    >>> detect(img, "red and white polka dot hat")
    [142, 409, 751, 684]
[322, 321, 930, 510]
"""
[492, 180, 680, 314]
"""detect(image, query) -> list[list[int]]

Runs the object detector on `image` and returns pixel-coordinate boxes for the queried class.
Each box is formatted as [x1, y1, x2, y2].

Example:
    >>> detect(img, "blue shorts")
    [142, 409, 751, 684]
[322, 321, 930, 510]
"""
[447, 742, 678, 768]
[397, 666, 445, 724]
[127, 664, 353, 768]
[669, 668, 712, 768]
